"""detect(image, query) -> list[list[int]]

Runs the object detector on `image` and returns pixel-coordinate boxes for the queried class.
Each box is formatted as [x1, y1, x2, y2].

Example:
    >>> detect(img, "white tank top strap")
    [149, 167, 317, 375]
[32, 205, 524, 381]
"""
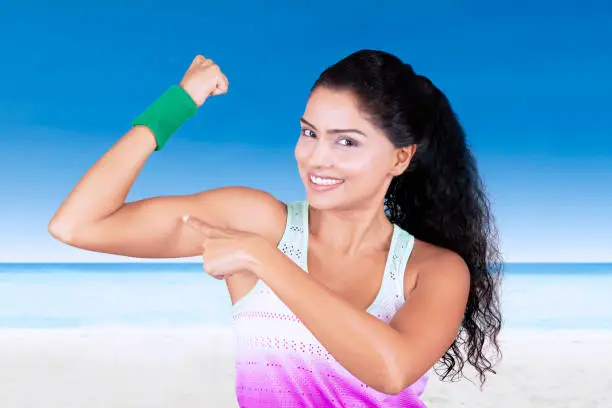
[232, 201, 306, 312]
[363, 224, 414, 322]
[389, 226, 415, 305]
[277, 200, 309, 269]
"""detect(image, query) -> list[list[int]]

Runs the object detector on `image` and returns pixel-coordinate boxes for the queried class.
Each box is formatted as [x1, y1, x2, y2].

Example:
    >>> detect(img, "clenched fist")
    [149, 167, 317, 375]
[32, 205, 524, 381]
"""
[179, 55, 229, 107]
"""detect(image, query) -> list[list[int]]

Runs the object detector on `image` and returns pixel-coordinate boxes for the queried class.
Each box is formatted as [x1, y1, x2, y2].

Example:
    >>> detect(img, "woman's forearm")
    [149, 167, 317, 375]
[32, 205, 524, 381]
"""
[48, 125, 156, 239]
[253, 246, 411, 394]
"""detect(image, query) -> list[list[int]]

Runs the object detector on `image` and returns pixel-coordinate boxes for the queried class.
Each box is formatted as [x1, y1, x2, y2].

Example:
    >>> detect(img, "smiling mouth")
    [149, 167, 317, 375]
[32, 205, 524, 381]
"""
[307, 173, 345, 192]
[309, 174, 345, 185]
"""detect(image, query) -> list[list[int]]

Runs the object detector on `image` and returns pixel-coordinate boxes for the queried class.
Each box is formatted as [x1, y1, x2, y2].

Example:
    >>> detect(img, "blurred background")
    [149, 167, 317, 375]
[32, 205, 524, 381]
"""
[0, 1, 610, 407]
[1, 0, 610, 327]
[1, 1, 610, 264]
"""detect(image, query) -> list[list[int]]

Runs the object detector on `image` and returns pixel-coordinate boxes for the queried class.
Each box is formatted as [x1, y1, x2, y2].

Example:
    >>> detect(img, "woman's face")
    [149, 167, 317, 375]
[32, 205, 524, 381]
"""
[295, 87, 409, 211]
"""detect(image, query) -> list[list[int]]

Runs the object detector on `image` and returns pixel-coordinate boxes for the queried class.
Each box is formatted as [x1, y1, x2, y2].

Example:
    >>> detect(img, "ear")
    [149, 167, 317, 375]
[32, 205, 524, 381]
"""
[390, 145, 416, 176]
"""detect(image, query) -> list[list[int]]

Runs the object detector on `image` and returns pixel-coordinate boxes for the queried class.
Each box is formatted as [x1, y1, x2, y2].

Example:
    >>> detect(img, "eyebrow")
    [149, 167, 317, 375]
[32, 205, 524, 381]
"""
[300, 117, 368, 137]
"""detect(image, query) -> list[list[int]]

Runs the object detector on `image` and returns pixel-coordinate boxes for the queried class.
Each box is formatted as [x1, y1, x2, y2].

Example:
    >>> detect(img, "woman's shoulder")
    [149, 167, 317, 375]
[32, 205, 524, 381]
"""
[404, 238, 470, 295]
[199, 185, 288, 245]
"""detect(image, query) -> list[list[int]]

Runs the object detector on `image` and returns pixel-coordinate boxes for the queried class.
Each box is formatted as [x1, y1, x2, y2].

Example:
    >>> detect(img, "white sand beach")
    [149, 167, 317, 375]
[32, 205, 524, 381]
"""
[0, 327, 610, 408]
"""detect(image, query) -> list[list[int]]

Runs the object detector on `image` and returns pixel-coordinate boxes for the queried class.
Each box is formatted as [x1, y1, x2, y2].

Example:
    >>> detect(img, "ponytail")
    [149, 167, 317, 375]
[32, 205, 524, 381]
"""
[314, 49, 503, 386]
[386, 74, 503, 384]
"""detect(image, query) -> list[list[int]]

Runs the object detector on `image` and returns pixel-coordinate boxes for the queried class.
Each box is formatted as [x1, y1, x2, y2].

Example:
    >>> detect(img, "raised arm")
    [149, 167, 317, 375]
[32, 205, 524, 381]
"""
[48, 55, 286, 258]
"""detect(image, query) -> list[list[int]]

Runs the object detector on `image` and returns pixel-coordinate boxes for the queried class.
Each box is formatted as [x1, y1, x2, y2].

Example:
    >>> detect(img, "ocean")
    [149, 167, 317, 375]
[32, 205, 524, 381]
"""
[0, 263, 611, 329]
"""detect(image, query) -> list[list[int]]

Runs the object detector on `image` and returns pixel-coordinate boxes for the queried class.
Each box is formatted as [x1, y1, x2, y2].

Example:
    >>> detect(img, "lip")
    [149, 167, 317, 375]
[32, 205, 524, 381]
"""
[307, 172, 345, 193]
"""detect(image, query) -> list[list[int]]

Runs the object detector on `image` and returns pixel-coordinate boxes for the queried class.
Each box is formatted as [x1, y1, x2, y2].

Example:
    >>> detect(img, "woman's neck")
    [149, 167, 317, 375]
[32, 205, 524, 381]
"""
[307, 202, 394, 256]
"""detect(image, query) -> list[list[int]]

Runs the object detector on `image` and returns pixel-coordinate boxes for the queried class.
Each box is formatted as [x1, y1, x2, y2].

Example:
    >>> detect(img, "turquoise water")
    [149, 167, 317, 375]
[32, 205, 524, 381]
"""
[1, 263, 611, 329]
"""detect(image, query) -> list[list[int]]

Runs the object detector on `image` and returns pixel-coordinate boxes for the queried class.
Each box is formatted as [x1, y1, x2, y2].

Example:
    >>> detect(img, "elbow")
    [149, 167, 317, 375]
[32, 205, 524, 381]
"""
[358, 362, 409, 396]
[378, 375, 405, 396]
[378, 358, 423, 396]
[48, 219, 75, 244]
[379, 373, 412, 396]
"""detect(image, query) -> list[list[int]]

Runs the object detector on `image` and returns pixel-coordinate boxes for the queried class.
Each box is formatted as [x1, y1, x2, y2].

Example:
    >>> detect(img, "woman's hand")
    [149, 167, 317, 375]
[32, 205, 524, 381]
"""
[182, 214, 270, 280]
[179, 55, 229, 107]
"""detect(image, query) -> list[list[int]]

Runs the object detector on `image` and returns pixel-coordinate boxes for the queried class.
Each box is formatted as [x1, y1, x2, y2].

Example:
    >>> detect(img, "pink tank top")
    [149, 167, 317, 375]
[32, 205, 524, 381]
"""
[232, 200, 429, 407]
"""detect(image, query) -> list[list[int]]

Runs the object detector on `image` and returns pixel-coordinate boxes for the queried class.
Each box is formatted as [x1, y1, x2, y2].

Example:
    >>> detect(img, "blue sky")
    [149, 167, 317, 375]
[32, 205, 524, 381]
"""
[0, 1, 610, 262]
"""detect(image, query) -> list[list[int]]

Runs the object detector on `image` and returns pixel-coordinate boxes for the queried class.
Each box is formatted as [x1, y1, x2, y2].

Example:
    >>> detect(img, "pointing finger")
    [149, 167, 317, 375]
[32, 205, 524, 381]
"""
[182, 214, 214, 236]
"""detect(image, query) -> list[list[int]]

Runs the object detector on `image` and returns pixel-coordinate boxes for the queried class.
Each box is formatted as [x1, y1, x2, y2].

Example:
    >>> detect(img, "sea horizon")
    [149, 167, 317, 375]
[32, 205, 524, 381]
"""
[1, 262, 611, 330]
[2, 262, 611, 273]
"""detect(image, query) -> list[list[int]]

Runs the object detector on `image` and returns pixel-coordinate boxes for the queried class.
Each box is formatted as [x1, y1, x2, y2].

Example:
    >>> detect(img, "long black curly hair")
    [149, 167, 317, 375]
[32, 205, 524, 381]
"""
[312, 50, 503, 386]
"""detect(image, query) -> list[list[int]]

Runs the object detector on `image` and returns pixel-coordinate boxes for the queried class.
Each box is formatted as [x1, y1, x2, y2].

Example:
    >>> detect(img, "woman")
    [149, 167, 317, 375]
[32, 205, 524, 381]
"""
[49, 50, 503, 407]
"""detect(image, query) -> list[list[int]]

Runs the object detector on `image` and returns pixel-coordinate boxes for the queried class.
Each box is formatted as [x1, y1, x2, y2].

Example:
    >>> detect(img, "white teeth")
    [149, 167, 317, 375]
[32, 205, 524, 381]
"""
[310, 175, 344, 186]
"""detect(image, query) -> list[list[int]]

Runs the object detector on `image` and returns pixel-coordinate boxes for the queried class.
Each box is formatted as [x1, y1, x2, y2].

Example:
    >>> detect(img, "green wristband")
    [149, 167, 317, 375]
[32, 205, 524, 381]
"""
[132, 85, 197, 151]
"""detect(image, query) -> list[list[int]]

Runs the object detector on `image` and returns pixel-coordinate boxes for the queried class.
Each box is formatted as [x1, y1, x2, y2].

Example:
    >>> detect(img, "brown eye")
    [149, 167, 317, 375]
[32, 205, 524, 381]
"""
[302, 129, 316, 138]
[338, 138, 357, 147]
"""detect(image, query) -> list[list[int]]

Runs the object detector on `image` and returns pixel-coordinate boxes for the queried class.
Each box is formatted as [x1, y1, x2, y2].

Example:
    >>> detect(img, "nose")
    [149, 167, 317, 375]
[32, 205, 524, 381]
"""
[306, 139, 333, 168]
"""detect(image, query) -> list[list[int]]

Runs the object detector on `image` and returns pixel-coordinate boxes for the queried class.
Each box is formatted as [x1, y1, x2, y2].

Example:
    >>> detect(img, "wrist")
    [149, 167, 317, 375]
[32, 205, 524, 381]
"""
[132, 85, 197, 151]
[179, 82, 199, 107]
